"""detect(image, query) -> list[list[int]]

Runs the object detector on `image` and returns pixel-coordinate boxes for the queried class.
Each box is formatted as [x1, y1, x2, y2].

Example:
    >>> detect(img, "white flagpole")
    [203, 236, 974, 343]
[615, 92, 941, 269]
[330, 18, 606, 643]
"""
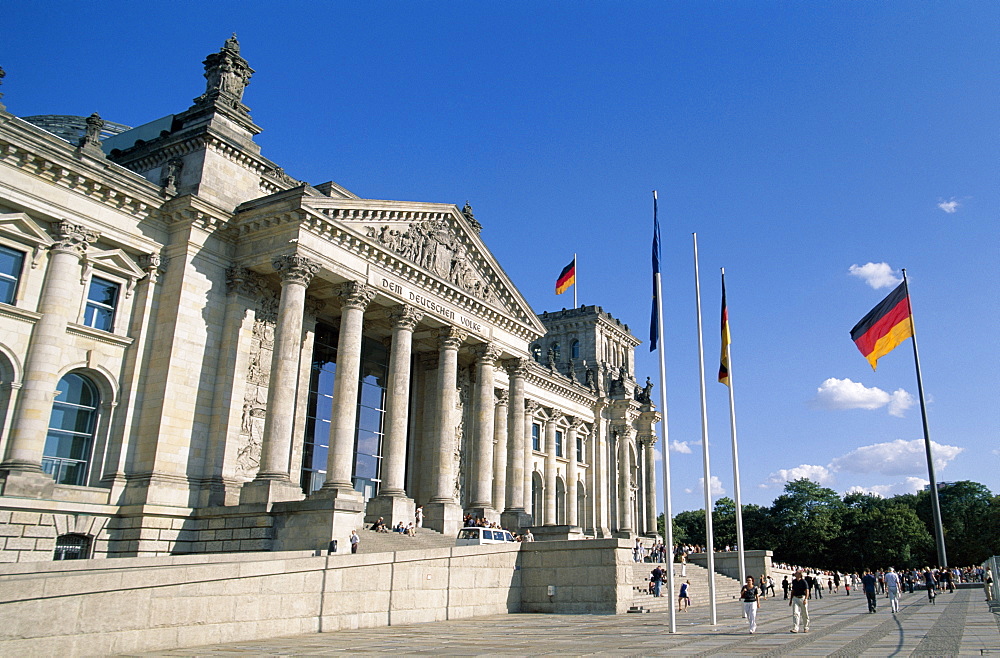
[573, 253, 578, 308]
[652, 191, 676, 633]
[722, 268, 747, 588]
[692, 233, 717, 625]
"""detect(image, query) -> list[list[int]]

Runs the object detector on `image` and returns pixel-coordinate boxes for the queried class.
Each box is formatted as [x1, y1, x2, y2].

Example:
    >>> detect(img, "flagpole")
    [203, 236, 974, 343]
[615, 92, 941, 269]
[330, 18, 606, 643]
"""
[573, 253, 578, 308]
[651, 191, 676, 633]
[902, 269, 948, 567]
[692, 233, 717, 625]
[721, 268, 747, 587]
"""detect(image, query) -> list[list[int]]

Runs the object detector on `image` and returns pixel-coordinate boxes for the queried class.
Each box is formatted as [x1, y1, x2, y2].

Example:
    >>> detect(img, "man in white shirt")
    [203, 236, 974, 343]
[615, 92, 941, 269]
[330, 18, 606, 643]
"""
[885, 566, 901, 614]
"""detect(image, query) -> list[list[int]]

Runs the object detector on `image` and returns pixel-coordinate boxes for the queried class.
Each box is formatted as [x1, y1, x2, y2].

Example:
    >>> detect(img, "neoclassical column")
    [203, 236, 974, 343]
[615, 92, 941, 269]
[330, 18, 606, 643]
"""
[321, 281, 375, 492]
[468, 343, 500, 513]
[254, 254, 318, 482]
[491, 389, 509, 512]
[617, 425, 634, 533]
[379, 305, 423, 497]
[2, 222, 96, 495]
[566, 418, 581, 527]
[523, 399, 539, 522]
[503, 358, 527, 511]
[642, 434, 658, 536]
[543, 412, 559, 526]
[429, 326, 467, 502]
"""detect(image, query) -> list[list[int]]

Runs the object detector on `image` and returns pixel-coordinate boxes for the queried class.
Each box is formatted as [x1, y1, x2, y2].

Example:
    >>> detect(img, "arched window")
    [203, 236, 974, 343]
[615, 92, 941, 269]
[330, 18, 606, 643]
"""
[42, 373, 99, 486]
[531, 471, 543, 524]
[571, 339, 580, 360]
[53, 533, 91, 560]
[531, 344, 542, 362]
[556, 477, 566, 524]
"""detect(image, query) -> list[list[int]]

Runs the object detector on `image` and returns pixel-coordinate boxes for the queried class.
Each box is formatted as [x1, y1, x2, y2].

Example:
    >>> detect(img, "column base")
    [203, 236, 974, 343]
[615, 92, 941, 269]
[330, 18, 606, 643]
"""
[424, 501, 463, 536]
[0, 469, 54, 499]
[501, 509, 534, 531]
[527, 524, 585, 541]
[365, 494, 415, 527]
[270, 492, 365, 553]
[464, 506, 500, 525]
[238, 478, 305, 505]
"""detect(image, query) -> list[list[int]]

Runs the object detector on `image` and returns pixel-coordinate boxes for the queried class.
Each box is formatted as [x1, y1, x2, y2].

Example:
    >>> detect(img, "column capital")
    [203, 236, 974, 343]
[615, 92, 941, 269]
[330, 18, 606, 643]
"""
[545, 408, 564, 423]
[472, 342, 501, 364]
[139, 252, 164, 283]
[388, 304, 424, 330]
[503, 357, 530, 378]
[51, 221, 99, 255]
[337, 280, 375, 311]
[639, 433, 657, 448]
[567, 416, 586, 433]
[525, 399, 540, 416]
[495, 388, 509, 406]
[273, 254, 319, 286]
[436, 325, 468, 350]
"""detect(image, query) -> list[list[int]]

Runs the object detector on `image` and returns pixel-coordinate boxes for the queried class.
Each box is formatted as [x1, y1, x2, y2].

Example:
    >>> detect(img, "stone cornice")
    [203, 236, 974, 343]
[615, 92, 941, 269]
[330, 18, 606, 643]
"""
[66, 323, 134, 348]
[0, 118, 163, 221]
[524, 362, 597, 408]
[0, 302, 41, 324]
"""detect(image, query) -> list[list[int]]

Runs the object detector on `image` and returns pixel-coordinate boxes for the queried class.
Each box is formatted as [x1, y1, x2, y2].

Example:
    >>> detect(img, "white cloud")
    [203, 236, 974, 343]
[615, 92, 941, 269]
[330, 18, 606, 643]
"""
[937, 198, 960, 213]
[763, 464, 834, 487]
[814, 378, 915, 417]
[846, 477, 929, 498]
[829, 439, 963, 476]
[848, 262, 902, 289]
[685, 476, 725, 496]
[670, 440, 693, 454]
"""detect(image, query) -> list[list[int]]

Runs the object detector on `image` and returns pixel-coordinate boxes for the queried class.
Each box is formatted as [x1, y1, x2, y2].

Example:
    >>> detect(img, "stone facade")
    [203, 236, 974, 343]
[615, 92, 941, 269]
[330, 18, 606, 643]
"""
[0, 38, 661, 562]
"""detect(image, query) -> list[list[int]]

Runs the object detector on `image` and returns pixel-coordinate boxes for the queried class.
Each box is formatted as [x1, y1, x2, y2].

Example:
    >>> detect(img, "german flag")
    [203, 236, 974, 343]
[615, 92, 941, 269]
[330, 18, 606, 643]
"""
[719, 275, 731, 386]
[850, 283, 912, 370]
[555, 259, 576, 295]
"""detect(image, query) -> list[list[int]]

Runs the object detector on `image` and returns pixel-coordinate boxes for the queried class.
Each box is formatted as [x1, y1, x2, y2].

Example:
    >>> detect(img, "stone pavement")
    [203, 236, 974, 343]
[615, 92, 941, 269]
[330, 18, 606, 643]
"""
[131, 587, 1000, 656]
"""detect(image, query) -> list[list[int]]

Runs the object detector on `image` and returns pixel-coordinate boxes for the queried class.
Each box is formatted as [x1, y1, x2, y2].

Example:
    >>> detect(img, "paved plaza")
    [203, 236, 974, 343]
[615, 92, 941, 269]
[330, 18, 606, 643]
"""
[133, 587, 999, 656]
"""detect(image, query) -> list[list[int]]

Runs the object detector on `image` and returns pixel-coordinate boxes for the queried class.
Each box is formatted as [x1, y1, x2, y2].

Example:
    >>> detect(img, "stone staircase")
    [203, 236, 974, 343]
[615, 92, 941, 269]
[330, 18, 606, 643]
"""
[629, 561, 743, 613]
[352, 526, 457, 555]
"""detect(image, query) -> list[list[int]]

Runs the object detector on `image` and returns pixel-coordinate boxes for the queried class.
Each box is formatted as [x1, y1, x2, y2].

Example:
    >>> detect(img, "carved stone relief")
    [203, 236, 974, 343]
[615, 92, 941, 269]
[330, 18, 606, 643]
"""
[235, 277, 279, 479]
[365, 220, 494, 303]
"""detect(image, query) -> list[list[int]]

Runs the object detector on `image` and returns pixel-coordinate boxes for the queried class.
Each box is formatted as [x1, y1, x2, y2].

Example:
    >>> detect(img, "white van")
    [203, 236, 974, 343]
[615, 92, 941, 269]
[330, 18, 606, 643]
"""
[456, 527, 517, 546]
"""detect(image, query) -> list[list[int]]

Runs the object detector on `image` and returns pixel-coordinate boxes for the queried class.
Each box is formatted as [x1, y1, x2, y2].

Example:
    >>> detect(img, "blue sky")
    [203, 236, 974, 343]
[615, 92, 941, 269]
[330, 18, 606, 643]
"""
[4, 2, 998, 514]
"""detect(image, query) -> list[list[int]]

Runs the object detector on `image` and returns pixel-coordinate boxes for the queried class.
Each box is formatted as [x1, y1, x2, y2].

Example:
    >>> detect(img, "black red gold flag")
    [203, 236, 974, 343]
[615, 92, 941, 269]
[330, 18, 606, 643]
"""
[850, 282, 913, 370]
[719, 276, 731, 385]
[555, 259, 576, 295]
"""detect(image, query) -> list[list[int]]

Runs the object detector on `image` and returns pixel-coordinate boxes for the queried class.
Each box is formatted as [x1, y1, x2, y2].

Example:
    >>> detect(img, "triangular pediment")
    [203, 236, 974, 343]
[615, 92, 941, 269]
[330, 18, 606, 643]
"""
[0, 212, 54, 247]
[87, 248, 146, 280]
[304, 197, 547, 337]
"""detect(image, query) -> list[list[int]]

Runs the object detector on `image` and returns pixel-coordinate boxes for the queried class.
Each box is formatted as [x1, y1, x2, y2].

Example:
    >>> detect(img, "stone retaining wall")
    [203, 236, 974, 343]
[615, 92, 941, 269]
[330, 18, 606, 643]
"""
[0, 539, 634, 655]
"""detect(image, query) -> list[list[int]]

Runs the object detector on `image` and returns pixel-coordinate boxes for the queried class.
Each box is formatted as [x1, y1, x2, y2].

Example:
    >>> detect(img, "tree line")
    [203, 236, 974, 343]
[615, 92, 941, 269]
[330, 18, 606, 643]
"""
[661, 479, 1000, 572]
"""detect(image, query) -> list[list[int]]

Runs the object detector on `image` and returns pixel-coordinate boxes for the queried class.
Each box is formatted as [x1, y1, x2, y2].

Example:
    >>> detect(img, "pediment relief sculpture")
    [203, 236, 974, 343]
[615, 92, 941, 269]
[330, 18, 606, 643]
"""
[365, 219, 495, 303]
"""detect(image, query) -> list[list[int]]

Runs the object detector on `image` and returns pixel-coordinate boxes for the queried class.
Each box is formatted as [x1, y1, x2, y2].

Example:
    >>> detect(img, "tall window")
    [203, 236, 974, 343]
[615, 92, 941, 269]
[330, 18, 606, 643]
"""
[571, 339, 580, 359]
[576, 435, 583, 462]
[353, 337, 388, 500]
[555, 430, 563, 457]
[302, 323, 338, 494]
[0, 245, 25, 305]
[42, 373, 99, 486]
[83, 276, 119, 331]
[531, 423, 541, 451]
[551, 342, 561, 361]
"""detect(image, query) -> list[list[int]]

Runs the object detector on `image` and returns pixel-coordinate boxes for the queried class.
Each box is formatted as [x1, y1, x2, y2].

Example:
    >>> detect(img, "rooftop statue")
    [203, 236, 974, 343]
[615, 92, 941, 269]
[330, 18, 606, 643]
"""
[195, 34, 254, 112]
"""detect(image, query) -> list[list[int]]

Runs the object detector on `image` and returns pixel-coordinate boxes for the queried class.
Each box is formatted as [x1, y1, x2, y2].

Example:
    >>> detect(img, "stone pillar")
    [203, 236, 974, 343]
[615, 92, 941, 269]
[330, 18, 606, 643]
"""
[365, 304, 422, 524]
[523, 400, 539, 524]
[1, 222, 97, 497]
[567, 418, 580, 527]
[424, 326, 467, 535]
[491, 389, 508, 513]
[617, 426, 633, 535]
[501, 358, 530, 531]
[642, 435, 658, 537]
[466, 343, 499, 519]
[543, 413, 558, 526]
[320, 281, 375, 495]
[240, 254, 317, 504]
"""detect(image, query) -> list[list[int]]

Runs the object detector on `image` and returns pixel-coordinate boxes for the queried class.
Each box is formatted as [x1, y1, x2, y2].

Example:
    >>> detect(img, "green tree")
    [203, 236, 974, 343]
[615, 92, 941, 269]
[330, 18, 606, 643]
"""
[712, 497, 737, 549]
[836, 493, 932, 572]
[769, 479, 843, 567]
[673, 509, 706, 546]
[916, 481, 995, 565]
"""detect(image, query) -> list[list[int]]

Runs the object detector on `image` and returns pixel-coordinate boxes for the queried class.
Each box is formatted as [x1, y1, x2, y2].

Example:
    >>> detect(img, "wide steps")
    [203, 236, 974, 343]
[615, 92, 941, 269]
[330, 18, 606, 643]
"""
[631, 561, 744, 612]
[352, 527, 457, 555]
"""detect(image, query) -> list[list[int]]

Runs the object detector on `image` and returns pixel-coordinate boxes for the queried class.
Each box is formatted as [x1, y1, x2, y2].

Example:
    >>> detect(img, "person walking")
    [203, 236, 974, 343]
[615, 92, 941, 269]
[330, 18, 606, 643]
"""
[678, 580, 691, 612]
[885, 567, 901, 614]
[782, 575, 790, 599]
[861, 570, 878, 613]
[924, 568, 937, 604]
[651, 565, 664, 598]
[741, 576, 761, 634]
[789, 570, 810, 633]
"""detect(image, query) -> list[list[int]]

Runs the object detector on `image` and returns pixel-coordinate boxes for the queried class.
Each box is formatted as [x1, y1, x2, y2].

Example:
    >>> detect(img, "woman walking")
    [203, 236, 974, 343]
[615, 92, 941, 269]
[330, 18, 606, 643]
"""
[741, 576, 761, 634]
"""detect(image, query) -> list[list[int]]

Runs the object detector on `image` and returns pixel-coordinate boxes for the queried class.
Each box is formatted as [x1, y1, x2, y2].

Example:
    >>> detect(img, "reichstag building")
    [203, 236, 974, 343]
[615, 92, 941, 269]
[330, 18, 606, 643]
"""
[0, 38, 661, 560]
